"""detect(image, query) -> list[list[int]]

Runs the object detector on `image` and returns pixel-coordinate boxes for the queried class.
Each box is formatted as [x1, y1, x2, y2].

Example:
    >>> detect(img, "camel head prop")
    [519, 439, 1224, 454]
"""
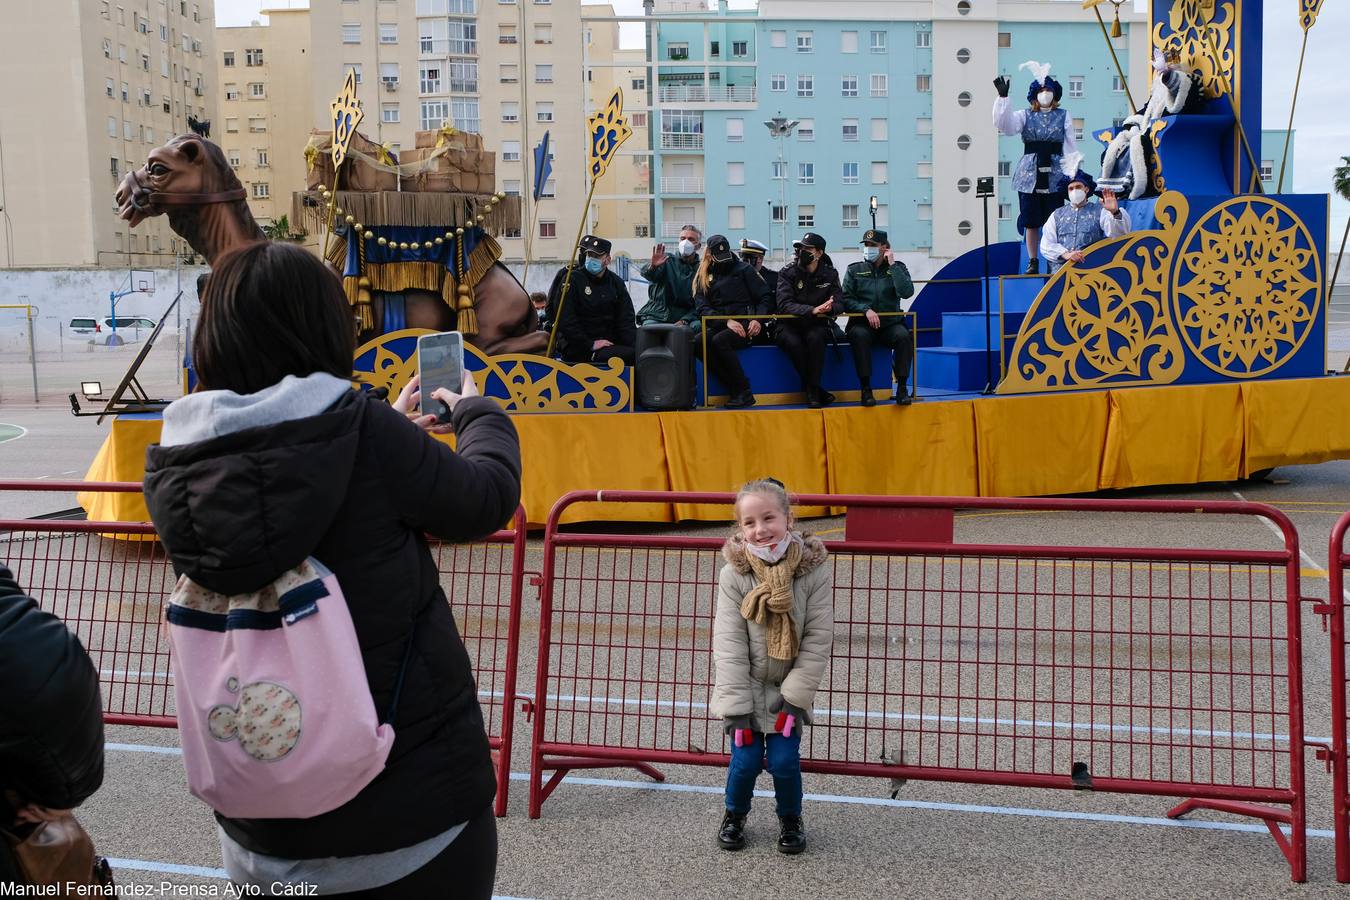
[115, 134, 264, 264]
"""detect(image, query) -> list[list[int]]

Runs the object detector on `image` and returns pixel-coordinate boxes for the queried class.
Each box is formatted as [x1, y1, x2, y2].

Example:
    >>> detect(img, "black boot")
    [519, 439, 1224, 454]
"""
[806, 388, 822, 409]
[777, 815, 806, 855]
[1024, 257, 1040, 275]
[725, 390, 756, 409]
[860, 387, 876, 407]
[718, 810, 748, 851]
[895, 383, 913, 405]
[818, 389, 836, 407]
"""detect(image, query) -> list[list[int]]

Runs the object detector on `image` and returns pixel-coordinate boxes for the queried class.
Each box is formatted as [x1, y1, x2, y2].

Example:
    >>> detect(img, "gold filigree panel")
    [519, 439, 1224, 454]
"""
[998, 192, 1190, 394]
[352, 328, 631, 413]
[1172, 198, 1322, 378]
[1152, 0, 1236, 100]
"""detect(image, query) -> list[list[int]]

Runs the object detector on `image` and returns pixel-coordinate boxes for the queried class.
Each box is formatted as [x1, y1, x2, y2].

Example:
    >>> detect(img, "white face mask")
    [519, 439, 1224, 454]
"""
[746, 532, 796, 564]
[1037, 90, 1055, 108]
[678, 239, 697, 258]
[862, 246, 880, 263]
[1068, 188, 1088, 207]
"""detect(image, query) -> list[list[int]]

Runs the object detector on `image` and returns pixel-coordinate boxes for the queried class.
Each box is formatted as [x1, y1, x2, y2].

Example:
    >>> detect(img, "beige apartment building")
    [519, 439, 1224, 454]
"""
[307, 0, 589, 262]
[215, 6, 312, 229]
[0, 0, 217, 267]
[587, 12, 651, 255]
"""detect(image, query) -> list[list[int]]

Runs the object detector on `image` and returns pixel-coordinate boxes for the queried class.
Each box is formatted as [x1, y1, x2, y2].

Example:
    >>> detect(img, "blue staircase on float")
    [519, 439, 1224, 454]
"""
[914, 272, 1047, 393]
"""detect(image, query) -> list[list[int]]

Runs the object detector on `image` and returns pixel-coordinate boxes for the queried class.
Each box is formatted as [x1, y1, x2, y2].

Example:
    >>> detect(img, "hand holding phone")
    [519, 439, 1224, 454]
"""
[417, 331, 464, 425]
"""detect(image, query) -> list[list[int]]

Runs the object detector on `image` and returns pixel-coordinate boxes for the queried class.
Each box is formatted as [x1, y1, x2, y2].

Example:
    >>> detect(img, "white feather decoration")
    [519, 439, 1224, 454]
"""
[1019, 60, 1053, 85]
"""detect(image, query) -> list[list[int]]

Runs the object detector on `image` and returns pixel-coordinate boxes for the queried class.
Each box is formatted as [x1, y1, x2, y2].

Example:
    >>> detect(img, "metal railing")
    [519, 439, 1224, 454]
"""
[656, 84, 757, 103]
[659, 132, 704, 150]
[660, 176, 704, 194]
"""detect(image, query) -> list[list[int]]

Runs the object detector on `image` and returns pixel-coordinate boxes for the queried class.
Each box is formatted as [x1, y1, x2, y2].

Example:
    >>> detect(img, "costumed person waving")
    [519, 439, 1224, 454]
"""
[1039, 171, 1132, 273]
[993, 61, 1083, 275]
[1098, 50, 1204, 200]
[712, 479, 833, 855]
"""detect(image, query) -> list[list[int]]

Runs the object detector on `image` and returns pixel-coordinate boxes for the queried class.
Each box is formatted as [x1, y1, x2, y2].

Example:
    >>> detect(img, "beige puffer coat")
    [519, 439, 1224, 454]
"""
[710, 531, 833, 733]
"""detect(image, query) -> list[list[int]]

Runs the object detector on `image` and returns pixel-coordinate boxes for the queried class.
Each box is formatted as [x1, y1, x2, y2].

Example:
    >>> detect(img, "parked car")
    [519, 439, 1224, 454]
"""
[68, 317, 102, 335]
[102, 316, 158, 330]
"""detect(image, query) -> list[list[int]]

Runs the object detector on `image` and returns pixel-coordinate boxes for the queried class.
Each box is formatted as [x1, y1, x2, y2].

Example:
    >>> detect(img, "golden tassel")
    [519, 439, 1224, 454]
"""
[1111, 2, 1122, 38]
[365, 261, 444, 293]
[454, 282, 477, 336]
[325, 234, 348, 269]
[355, 276, 373, 332]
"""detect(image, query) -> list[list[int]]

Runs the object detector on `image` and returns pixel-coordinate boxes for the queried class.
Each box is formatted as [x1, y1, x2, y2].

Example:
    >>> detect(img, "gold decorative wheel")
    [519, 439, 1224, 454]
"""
[1172, 197, 1322, 378]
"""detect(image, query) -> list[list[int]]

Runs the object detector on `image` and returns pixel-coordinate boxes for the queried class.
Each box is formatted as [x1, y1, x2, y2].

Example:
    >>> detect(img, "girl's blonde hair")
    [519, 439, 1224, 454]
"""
[692, 250, 716, 297]
[733, 478, 792, 521]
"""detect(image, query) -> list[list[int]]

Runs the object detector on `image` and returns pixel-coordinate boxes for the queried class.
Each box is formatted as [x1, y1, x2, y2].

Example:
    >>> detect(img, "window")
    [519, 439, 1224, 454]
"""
[535, 64, 553, 83]
[770, 74, 786, 92]
[917, 203, 932, 221]
[726, 118, 744, 142]
[728, 206, 746, 230]
[1072, 118, 1084, 140]
[772, 161, 787, 180]
[870, 30, 887, 52]
[499, 24, 517, 43]
[420, 99, 449, 129]
[225, 117, 239, 133]
[105, 78, 114, 98]
[539, 221, 557, 239]
[346, 64, 363, 84]
[916, 74, 931, 93]
[797, 205, 815, 228]
[119, 44, 127, 62]
[957, 177, 972, 193]
[451, 98, 480, 133]
[160, 23, 168, 41]
[342, 24, 360, 43]
[770, 30, 786, 48]
[915, 117, 932, 135]
[958, 220, 972, 236]
[842, 204, 859, 228]
[501, 101, 519, 122]
[797, 119, 814, 141]
[162, 95, 171, 113]
[771, 205, 787, 223]
[103, 38, 112, 58]
[141, 88, 152, 106]
[249, 117, 266, 133]
[958, 91, 973, 107]
[796, 31, 813, 52]
[107, 117, 117, 137]
[162, 58, 169, 77]
[916, 30, 931, 48]
[956, 134, 972, 150]
[249, 82, 265, 98]
[732, 41, 747, 57]
[226, 149, 240, 167]
[842, 119, 859, 141]
[121, 82, 129, 102]
[727, 162, 745, 185]
[667, 42, 688, 60]
[631, 112, 647, 127]
[533, 23, 551, 43]
[871, 161, 888, 184]
[421, 65, 442, 93]
[502, 140, 521, 161]
[916, 161, 933, 178]
[998, 160, 1012, 177]
[256, 149, 269, 167]
[383, 102, 400, 123]
[956, 48, 970, 64]
[246, 48, 263, 66]
[841, 75, 858, 97]
[448, 20, 477, 53]
[540, 179, 556, 198]
[842, 162, 859, 184]
[224, 82, 238, 100]
[117, 5, 124, 24]
[632, 77, 646, 90]
[958, 0, 971, 13]
[798, 163, 814, 185]
[1068, 76, 1084, 99]
[998, 31, 1012, 48]
[101, 1, 109, 18]
[449, 59, 477, 92]
[870, 74, 888, 97]
[999, 203, 1012, 220]
[380, 62, 399, 88]
[840, 31, 857, 54]
[1259, 159, 1275, 181]
[871, 118, 889, 141]
[502, 179, 522, 196]
[1112, 75, 1126, 93]
[123, 120, 133, 140]
[252, 183, 270, 199]
[379, 23, 397, 44]
[141, 53, 150, 71]
[536, 102, 554, 122]
[797, 74, 813, 97]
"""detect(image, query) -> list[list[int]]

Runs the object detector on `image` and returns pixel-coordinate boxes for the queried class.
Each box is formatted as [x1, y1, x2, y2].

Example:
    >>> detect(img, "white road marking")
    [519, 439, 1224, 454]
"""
[1234, 489, 1350, 603]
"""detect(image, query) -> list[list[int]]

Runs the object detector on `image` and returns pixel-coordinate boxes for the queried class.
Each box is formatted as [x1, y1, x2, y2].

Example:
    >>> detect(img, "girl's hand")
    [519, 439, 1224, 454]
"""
[393, 374, 422, 415]
[411, 371, 479, 434]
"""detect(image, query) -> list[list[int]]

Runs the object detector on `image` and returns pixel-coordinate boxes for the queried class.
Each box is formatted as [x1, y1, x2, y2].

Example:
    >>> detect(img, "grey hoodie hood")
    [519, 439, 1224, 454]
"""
[160, 372, 353, 447]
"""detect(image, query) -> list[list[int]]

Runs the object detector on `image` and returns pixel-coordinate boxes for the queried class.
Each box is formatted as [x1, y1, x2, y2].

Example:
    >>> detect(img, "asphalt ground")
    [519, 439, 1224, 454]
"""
[0, 303, 1348, 897]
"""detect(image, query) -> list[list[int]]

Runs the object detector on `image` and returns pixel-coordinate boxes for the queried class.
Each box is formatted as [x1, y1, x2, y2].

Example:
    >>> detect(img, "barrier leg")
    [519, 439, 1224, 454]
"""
[1168, 798, 1303, 881]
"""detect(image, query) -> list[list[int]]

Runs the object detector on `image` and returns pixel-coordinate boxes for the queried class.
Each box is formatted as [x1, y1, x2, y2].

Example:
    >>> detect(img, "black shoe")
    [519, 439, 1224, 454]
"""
[725, 391, 756, 409]
[1024, 258, 1040, 275]
[718, 811, 747, 851]
[806, 389, 822, 409]
[777, 815, 806, 855]
[860, 388, 876, 407]
[896, 388, 913, 406]
[819, 390, 836, 407]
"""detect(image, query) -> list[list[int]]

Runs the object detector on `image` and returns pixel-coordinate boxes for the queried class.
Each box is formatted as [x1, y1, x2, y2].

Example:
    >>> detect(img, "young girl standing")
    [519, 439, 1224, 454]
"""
[711, 479, 834, 854]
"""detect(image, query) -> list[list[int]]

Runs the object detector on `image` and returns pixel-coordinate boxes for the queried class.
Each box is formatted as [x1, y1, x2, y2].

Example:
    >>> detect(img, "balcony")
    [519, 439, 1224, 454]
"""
[656, 84, 757, 105]
[659, 132, 703, 151]
[660, 176, 704, 194]
[661, 222, 704, 239]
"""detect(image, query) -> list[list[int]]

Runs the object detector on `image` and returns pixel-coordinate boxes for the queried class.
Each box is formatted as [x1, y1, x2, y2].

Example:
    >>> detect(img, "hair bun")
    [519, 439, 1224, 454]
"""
[762, 476, 785, 489]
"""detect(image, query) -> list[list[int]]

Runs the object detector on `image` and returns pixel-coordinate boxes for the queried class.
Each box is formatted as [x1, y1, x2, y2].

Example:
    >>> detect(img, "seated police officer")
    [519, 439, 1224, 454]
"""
[552, 235, 637, 365]
[693, 234, 772, 409]
[775, 232, 843, 409]
[738, 239, 778, 297]
[843, 228, 916, 406]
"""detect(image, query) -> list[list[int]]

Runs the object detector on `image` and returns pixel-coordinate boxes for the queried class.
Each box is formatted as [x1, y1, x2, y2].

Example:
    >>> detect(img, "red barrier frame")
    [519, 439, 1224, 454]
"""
[0, 481, 528, 818]
[529, 491, 1310, 881]
[1331, 511, 1350, 882]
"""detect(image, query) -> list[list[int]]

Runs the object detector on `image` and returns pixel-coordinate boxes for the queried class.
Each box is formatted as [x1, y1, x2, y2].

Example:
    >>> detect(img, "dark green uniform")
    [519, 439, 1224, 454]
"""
[842, 252, 915, 395]
[637, 255, 699, 329]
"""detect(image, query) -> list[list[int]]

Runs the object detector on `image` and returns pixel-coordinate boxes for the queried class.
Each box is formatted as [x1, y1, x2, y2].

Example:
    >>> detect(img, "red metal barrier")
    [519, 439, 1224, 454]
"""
[1331, 511, 1350, 882]
[529, 491, 1311, 881]
[0, 481, 528, 818]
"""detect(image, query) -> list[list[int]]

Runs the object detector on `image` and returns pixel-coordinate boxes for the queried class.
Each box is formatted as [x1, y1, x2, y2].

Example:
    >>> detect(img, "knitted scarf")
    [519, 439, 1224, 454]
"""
[741, 538, 803, 661]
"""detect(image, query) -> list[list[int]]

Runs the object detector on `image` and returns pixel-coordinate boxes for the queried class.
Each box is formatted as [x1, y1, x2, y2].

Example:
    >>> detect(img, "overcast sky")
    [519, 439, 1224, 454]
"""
[218, 0, 1348, 235]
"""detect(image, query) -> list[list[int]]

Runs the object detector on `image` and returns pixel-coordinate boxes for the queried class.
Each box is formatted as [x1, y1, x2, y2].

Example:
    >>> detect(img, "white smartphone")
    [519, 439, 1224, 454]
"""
[417, 330, 464, 424]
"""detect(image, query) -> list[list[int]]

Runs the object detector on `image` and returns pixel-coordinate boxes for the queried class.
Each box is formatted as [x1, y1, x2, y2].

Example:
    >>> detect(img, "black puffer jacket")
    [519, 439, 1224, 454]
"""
[776, 256, 844, 323]
[143, 390, 521, 859]
[0, 564, 105, 882]
[694, 260, 773, 327]
[551, 266, 637, 362]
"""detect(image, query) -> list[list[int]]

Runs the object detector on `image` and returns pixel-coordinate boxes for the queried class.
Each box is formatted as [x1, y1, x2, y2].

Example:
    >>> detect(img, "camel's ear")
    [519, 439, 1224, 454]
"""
[179, 136, 204, 163]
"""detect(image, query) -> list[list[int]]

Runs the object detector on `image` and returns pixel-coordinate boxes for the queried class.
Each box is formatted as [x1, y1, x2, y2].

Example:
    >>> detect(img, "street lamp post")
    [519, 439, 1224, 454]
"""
[763, 115, 799, 266]
[869, 195, 878, 231]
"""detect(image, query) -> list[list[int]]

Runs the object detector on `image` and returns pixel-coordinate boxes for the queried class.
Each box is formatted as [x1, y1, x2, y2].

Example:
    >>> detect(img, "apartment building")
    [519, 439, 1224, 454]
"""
[308, 0, 587, 262]
[215, 6, 312, 227]
[0, 0, 217, 266]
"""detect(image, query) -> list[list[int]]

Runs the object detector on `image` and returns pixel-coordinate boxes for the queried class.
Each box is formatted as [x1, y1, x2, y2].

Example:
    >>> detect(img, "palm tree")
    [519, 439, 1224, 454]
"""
[1335, 157, 1350, 371]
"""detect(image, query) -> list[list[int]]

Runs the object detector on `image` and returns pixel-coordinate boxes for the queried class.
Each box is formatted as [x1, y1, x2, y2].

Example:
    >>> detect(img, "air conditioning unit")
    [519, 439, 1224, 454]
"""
[192, 40, 201, 53]
[194, 85, 203, 96]
[500, 35, 517, 44]
[382, 78, 398, 91]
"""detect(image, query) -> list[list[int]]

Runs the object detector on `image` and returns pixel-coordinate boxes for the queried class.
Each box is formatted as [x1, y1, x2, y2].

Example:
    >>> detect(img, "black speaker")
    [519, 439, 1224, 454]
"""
[635, 324, 695, 410]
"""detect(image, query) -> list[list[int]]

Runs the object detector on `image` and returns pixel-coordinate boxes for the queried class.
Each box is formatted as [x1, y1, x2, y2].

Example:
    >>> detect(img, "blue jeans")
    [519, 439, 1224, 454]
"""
[724, 731, 803, 817]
